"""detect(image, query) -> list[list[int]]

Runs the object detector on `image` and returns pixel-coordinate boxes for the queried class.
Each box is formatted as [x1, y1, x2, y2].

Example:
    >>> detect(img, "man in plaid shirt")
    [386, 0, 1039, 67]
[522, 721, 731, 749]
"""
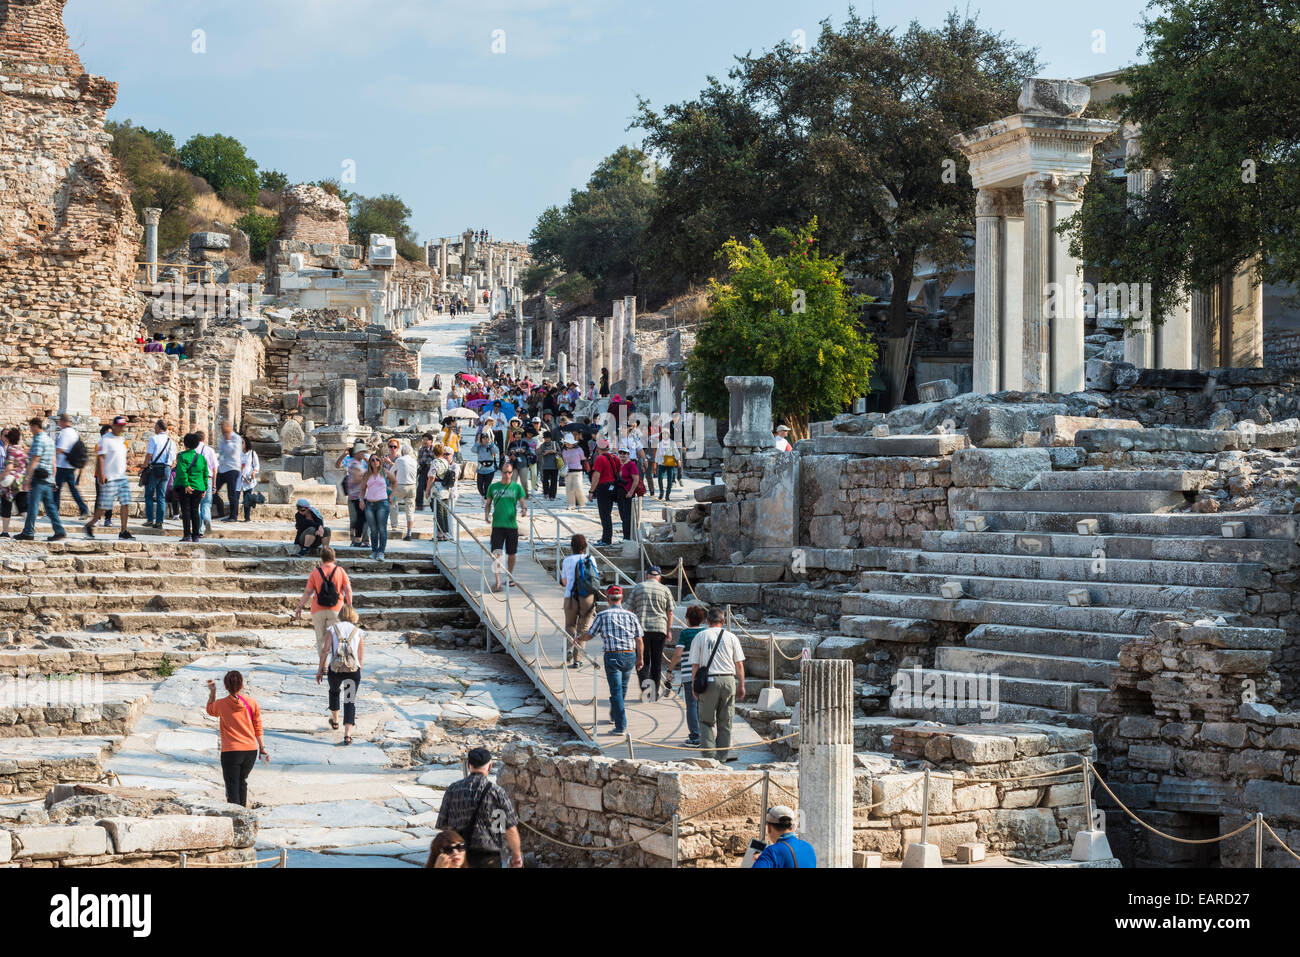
[18, 417, 66, 541]
[578, 585, 644, 735]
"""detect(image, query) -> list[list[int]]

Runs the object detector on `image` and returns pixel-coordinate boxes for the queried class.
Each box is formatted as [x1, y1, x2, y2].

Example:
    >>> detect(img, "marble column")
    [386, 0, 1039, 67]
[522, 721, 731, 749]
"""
[523, 326, 533, 357]
[143, 207, 162, 282]
[1121, 123, 1156, 369]
[611, 300, 625, 381]
[973, 191, 1002, 394]
[1191, 288, 1218, 369]
[542, 320, 553, 364]
[1048, 174, 1087, 394]
[572, 319, 587, 389]
[623, 296, 637, 385]
[439, 238, 448, 284]
[487, 247, 495, 295]
[799, 659, 854, 868]
[584, 315, 598, 391]
[1022, 174, 1053, 393]
[557, 350, 568, 384]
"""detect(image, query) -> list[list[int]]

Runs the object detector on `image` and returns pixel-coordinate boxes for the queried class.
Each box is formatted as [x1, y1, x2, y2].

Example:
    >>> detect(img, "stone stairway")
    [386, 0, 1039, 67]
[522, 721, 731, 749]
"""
[841, 469, 1298, 727]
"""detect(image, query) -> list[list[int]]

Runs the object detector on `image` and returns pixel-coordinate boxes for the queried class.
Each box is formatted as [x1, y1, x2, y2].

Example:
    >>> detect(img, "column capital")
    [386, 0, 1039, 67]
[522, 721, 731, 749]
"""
[1023, 172, 1087, 205]
[976, 187, 1024, 219]
[143, 207, 162, 226]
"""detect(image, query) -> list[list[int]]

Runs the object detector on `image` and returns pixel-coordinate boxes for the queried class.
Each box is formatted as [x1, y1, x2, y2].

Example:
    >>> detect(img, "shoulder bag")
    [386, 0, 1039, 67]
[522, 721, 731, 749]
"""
[692, 627, 726, 696]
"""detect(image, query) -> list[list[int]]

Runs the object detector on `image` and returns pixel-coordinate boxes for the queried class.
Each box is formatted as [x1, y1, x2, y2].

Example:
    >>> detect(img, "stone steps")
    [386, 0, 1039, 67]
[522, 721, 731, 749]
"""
[964, 623, 1134, 660]
[922, 530, 1297, 570]
[693, 562, 787, 583]
[106, 606, 471, 634]
[841, 593, 1182, 635]
[0, 682, 154, 738]
[856, 570, 1248, 612]
[1035, 469, 1215, 491]
[889, 696, 1092, 729]
[974, 489, 1190, 513]
[3, 588, 462, 616]
[952, 509, 1298, 539]
[887, 549, 1270, 589]
[0, 646, 204, 677]
[893, 666, 1091, 713]
[935, 646, 1117, 685]
[9, 571, 453, 595]
[0, 737, 118, 795]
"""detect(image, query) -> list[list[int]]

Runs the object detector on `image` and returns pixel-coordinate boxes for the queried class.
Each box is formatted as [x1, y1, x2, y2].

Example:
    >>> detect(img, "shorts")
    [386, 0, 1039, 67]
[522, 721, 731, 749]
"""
[489, 526, 519, 555]
[97, 478, 131, 509]
[0, 493, 26, 518]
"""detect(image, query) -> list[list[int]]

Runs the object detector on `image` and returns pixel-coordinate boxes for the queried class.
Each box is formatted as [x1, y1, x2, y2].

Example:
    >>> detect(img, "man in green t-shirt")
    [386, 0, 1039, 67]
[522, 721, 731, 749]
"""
[485, 461, 528, 591]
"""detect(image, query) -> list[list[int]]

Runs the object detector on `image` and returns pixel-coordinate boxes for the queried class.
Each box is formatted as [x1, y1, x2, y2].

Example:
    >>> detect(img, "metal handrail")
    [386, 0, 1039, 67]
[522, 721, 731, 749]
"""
[525, 493, 638, 591]
[136, 262, 217, 285]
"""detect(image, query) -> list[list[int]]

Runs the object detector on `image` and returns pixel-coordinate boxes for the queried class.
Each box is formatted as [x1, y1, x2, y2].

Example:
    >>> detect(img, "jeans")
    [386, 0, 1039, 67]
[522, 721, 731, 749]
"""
[476, 469, 494, 500]
[327, 669, 362, 726]
[348, 499, 368, 545]
[143, 467, 168, 524]
[220, 749, 258, 807]
[364, 499, 390, 554]
[616, 489, 633, 540]
[434, 496, 450, 534]
[656, 465, 677, 499]
[179, 488, 203, 539]
[638, 632, 667, 688]
[241, 489, 254, 521]
[594, 483, 616, 544]
[22, 480, 65, 537]
[54, 467, 88, 515]
[200, 488, 212, 527]
[603, 651, 636, 732]
[216, 469, 240, 520]
[683, 676, 700, 741]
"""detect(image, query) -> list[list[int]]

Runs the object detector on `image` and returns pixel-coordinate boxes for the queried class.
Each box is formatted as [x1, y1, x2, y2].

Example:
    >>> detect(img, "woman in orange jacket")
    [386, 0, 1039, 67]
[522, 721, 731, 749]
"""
[205, 671, 269, 807]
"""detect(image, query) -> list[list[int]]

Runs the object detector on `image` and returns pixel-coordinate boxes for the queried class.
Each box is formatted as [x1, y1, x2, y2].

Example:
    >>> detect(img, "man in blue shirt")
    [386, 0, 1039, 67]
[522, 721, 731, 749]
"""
[752, 805, 817, 868]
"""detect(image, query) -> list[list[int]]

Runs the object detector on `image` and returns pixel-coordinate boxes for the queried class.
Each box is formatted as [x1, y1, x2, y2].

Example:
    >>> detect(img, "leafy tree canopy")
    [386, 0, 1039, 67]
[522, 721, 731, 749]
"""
[178, 133, 260, 209]
[235, 212, 280, 262]
[348, 193, 422, 261]
[259, 169, 290, 194]
[684, 220, 877, 437]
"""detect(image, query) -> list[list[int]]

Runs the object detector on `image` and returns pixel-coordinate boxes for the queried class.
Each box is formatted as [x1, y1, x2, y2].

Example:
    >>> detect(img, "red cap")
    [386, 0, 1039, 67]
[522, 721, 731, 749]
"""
[606, 585, 622, 597]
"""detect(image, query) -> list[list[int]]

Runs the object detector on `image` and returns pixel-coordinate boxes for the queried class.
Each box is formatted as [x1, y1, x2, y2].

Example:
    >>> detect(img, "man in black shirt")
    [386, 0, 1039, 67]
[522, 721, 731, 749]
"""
[435, 747, 523, 868]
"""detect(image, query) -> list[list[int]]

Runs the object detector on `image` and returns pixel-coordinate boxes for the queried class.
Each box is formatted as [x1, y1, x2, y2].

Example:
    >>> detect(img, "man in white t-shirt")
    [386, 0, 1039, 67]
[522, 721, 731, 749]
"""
[773, 424, 792, 452]
[85, 415, 133, 540]
[688, 606, 747, 762]
[385, 440, 419, 540]
[142, 419, 176, 529]
[53, 413, 89, 519]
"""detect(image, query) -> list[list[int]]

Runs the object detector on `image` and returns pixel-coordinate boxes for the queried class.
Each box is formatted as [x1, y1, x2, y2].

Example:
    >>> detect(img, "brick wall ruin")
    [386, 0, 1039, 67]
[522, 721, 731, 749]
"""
[277, 184, 350, 246]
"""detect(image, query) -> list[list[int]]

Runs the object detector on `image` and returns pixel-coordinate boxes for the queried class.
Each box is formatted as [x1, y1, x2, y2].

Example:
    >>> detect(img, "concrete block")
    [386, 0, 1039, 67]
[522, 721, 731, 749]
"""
[964, 515, 988, 533]
[1071, 829, 1113, 862]
[12, 825, 107, 860]
[1222, 522, 1247, 539]
[1076, 518, 1100, 535]
[940, 580, 964, 600]
[1066, 588, 1091, 607]
[956, 842, 986, 864]
[99, 815, 235, 854]
[853, 849, 883, 868]
[902, 841, 943, 868]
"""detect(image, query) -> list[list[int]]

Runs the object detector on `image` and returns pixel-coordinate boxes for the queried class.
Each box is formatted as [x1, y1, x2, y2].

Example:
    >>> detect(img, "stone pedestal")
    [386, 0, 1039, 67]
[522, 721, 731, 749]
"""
[59, 367, 93, 418]
[723, 376, 775, 451]
[326, 378, 359, 429]
[799, 659, 854, 868]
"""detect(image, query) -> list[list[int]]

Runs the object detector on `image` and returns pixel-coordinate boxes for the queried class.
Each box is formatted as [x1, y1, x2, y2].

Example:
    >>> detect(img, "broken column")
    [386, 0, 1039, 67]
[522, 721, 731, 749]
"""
[523, 325, 533, 357]
[542, 319, 553, 364]
[799, 659, 854, 868]
[572, 318, 587, 389]
[557, 350, 568, 384]
[610, 300, 624, 381]
[143, 207, 161, 282]
[723, 376, 776, 451]
[623, 296, 637, 386]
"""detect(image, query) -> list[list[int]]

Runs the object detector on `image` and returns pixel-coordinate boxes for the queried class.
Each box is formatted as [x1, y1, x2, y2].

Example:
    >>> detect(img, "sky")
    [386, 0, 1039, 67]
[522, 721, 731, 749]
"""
[64, 0, 1150, 245]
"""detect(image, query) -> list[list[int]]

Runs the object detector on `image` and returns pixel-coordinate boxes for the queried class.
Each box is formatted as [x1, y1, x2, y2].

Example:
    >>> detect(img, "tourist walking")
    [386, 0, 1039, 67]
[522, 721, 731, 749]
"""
[386, 439, 419, 541]
[629, 565, 675, 701]
[141, 419, 175, 529]
[689, 606, 746, 762]
[361, 453, 392, 560]
[561, 435, 587, 508]
[427, 443, 455, 541]
[435, 747, 523, 869]
[667, 605, 707, 746]
[0, 428, 27, 538]
[537, 431, 561, 500]
[337, 441, 369, 549]
[17, 418, 66, 542]
[560, 534, 598, 668]
[237, 445, 260, 521]
[293, 544, 353, 655]
[614, 445, 646, 543]
[173, 433, 209, 543]
[215, 420, 244, 522]
[654, 430, 681, 501]
[474, 429, 501, 501]
[293, 499, 330, 556]
[752, 806, 816, 868]
[205, 670, 268, 808]
[485, 461, 526, 591]
[82, 415, 131, 540]
[53, 413, 90, 520]
[577, 585, 644, 735]
[195, 431, 217, 535]
[316, 603, 364, 744]
[589, 439, 619, 546]
[415, 433, 437, 512]
[424, 830, 468, 868]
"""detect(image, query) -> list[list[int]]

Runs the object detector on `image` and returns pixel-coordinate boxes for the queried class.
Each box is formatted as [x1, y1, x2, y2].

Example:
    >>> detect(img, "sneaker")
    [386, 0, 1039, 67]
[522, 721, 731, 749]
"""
[180, 536, 193, 543]
[47, 532, 66, 542]
[403, 533, 413, 541]
[14, 534, 35, 542]
[0, 533, 9, 538]
[376, 552, 385, 561]
[724, 755, 738, 763]
[296, 547, 309, 557]
[118, 531, 135, 541]
[82, 523, 95, 539]
[77, 512, 90, 521]
[683, 738, 699, 747]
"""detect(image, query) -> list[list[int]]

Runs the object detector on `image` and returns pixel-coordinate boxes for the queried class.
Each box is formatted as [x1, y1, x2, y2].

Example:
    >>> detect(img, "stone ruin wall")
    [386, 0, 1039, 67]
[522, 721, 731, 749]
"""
[264, 329, 418, 395]
[0, 0, 143, 373]
[277, 184, 350, 247]
[499, 729, 1093, 867]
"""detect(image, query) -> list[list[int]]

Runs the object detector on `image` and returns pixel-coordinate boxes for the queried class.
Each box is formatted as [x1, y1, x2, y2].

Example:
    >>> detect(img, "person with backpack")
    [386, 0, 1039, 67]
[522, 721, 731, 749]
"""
[474, 429, 501, 501]
[316, 603, 365, 744]
[654, 430, 681, 501]
[293, 545, 353, 656]
[666, 605, 707, 746]
[141, 419, 175, 529]
[173, 432, 209, 543]
[560, 533, 599, 668]
[53, 413, 90, 520]
[689, 606, 747, 763]
[293, 499, 330, 557]
[205, 670, 268, 807]
[237, 445, 260, 522]
[426, 443, 455, 541]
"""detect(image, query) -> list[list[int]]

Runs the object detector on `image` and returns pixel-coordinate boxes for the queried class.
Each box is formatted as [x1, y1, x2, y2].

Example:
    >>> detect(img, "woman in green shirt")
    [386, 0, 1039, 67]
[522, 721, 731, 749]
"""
[174, 432, 209, 543]
[668, 605, 707, 747]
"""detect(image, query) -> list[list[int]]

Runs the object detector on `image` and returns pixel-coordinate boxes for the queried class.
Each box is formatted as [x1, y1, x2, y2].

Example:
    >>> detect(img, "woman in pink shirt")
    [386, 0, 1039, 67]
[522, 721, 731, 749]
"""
[360, 453, 392, 560]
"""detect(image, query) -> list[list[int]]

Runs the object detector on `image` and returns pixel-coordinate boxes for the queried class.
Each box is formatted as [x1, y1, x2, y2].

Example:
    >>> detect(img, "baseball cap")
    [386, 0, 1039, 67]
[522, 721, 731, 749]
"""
[775, 424, 791, 434]
[606, 585, 623, 598]
[112, 415, 128, 426]
[646, 565, 662, 576]
[467, 747, 492, 768]
[765, 805, 796, 826]
[596, 437, 610, 450]
[295, 498, 311, 508]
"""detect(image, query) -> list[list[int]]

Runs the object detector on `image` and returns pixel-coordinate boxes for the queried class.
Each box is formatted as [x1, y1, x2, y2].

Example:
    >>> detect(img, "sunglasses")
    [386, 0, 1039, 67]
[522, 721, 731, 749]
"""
[445, 842, 467, 853]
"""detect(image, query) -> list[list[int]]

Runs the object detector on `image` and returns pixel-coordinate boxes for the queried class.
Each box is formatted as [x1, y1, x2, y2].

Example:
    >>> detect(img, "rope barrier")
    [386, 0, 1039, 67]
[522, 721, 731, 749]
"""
[1076, 765, 1257, 846]
[1261, 818, 1300, 863]
[674, 560, 805, 661]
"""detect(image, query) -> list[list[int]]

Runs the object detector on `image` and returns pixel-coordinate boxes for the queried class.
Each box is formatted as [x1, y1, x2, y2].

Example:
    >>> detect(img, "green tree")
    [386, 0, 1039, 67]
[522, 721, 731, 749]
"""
[259, 169, 290, 194]
[523, 262, 560, 295]
[550, 273, 594, 305]
[235, 212, 280, 262]
[685, 221, 876, 437]
[1064, 0, 1300, 322]
[636, 10, 1038, 404]
[139, 127, 177, 158]
[178, 133, 260, 208]
[349, 193, 421, 259]
[528, 146, 656, 298]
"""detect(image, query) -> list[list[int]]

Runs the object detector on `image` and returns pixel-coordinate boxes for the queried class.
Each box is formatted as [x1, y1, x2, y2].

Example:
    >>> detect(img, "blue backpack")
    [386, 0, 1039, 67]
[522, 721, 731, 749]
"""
[572, 555, 601, 598]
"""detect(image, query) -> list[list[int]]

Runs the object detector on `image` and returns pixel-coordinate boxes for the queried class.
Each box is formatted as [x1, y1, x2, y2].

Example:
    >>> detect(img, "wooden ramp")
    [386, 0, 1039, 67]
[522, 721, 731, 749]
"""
[432, 515, 778, 766]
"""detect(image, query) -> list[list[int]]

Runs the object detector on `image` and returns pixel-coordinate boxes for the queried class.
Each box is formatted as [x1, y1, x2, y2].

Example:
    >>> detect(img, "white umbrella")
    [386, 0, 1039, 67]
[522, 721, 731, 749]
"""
[448, 407, 479, 421]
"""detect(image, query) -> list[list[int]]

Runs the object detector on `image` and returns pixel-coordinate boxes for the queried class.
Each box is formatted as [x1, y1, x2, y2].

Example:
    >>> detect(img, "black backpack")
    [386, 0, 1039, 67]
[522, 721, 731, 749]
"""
[66, 437, 87, 470]
[316, 565, 341, 606]
[440, 463, 457, 489]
